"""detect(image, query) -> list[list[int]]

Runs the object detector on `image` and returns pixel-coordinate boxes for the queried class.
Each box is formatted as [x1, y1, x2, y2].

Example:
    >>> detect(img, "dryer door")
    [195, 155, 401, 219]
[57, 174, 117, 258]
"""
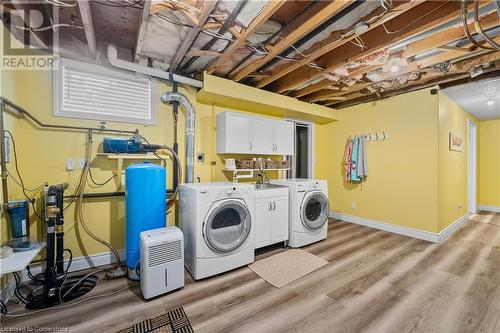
[203, 199, 251, 253]
[300, 191, 330, 230]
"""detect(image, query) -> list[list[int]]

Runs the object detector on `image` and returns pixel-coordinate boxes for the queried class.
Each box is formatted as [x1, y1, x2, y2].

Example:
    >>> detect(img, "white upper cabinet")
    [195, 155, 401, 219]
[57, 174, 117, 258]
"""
[217, 112, 252, 154]
[274, 121, 294, 155]
[217, 111, 294, 155]
[252, 117, 275, 154]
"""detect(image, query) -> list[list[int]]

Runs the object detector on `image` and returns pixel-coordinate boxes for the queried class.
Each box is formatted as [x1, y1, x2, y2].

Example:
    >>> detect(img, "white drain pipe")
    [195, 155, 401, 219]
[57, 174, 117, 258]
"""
[106, 44, 203, 88]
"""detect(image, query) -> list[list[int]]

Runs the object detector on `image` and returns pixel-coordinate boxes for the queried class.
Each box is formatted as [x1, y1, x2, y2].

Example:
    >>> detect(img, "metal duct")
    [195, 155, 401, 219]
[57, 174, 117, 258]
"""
[160, 92, 195, 183]
[107, 44, 203, 88]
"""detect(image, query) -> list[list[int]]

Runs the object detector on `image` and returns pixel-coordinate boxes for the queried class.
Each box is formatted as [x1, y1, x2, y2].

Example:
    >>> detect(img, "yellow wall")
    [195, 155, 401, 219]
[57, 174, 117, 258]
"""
[438, 93, 477, 232]
[479, 119, 500, 208]
[0, 63, 305, 260]
[316, 89, 440, 233]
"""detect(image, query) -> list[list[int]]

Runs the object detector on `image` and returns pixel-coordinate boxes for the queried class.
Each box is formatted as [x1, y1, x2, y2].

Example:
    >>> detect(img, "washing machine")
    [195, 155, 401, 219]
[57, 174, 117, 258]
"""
[269, 179, 330, 248]
[178, 182, 255, 280]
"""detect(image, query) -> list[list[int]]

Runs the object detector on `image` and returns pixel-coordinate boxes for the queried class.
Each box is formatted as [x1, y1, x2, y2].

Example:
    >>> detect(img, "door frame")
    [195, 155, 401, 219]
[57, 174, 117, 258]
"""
[285, 119, 315, 179]
[468, 119, 478, 214]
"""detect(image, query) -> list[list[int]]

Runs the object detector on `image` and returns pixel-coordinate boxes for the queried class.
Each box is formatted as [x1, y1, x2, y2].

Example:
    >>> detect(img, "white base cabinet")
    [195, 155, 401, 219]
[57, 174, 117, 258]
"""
[217, 111, 294, 155]
[255, 188, 289, 249]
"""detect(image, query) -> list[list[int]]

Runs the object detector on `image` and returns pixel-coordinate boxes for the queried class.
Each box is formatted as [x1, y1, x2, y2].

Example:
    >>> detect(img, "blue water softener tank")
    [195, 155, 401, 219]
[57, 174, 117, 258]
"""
[125, 162, 166, 273]
[7, 200, 29, 238]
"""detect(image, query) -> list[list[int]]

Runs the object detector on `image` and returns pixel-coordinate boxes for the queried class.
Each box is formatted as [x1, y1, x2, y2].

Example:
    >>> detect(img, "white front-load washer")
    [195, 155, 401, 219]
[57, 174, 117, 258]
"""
[269, 179, 330, 248]
[179, 182, 255, 280]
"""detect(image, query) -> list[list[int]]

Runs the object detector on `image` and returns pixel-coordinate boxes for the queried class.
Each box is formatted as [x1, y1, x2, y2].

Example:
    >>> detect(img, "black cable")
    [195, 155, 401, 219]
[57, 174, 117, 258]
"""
[12, 272, 28, 304]
[26, 266, 42, 283]
[4, 130, 43, 220]
[140, 136, 167, 167]
[0, 299, 7, 315]
[88, 168, 120, 187]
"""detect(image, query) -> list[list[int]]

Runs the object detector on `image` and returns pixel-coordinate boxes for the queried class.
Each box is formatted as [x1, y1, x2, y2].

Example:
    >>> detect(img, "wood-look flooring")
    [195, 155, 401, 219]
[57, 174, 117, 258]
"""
[3, 211, 500, 333]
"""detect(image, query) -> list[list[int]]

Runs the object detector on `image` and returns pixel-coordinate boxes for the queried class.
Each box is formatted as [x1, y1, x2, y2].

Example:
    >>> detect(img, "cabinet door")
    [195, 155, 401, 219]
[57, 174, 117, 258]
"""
[226, 113, 252, 153]
[255, 201, 272, 249]
[271, 198, 289, 242]
[252, 117, 275, 154]
[274, 121, 294, 155]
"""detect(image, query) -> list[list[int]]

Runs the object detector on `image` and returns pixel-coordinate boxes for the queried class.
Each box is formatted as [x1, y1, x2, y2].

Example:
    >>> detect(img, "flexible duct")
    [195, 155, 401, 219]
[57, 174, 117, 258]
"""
[160, 92, 195, 183]
[106, 44, 203, 88]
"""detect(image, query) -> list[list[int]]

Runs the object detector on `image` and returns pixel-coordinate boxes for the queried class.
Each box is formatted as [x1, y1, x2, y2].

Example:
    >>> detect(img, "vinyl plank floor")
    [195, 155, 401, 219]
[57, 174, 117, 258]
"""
[3, 212, 500, 333]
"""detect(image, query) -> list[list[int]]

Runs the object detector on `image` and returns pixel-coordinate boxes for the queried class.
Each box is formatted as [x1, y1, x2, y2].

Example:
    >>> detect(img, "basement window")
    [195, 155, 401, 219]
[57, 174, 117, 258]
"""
[53, 58, 156, 125]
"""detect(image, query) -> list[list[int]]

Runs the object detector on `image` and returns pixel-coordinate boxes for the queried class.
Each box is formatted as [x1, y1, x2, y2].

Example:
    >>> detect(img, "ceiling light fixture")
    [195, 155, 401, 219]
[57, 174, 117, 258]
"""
[486, 100, 495, 106]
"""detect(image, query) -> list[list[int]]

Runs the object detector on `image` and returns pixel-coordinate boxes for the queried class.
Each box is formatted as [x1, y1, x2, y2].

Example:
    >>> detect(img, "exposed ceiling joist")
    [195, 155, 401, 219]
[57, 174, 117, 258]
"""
[231, 0, 355, 82]
[169, 0, 218, 72]
[402, 11, 500, 59]
[290, 65, 378, 98]
[255, 0, 422, 89]
[186, 49, 222, 57]
[267, 1, 479, 94]
[205, 0, 287, 75]
[134, 0, 151, 60]
[77, 0, 97, 59]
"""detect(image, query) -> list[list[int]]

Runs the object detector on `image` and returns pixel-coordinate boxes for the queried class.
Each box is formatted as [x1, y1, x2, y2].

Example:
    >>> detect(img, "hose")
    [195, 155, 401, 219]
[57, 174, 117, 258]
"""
[160, 145, 183, 209]
[77, 131, 122, 267]
[473, 0, 500, 50]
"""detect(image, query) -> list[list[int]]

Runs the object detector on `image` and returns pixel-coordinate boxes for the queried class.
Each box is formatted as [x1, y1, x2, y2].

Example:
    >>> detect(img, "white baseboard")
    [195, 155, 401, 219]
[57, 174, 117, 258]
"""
[19, 249, 125, 281]
[330, 211, 470, 244]
[479, 205, 500, 213]
[437, 214, 469, 243]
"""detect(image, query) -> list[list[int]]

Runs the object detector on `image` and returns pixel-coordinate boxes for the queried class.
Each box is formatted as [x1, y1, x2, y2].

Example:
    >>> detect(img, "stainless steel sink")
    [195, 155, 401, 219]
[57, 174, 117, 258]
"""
[253, 183, 287, 190]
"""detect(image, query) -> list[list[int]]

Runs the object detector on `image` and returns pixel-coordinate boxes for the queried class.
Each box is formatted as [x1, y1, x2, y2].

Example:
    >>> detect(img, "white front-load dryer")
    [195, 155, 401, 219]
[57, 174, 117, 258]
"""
[270, 179, 329, 247]
[179, 182, 255, 280]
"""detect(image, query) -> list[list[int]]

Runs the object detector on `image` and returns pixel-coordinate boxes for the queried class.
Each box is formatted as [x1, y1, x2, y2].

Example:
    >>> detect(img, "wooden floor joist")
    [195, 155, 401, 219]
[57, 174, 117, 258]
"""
[231, 0, 355, 82]
[205, 0, 286, 75]
[255, 0, 421, 89]
[168, 0, 217, 72]
[266, 1, 477, 94]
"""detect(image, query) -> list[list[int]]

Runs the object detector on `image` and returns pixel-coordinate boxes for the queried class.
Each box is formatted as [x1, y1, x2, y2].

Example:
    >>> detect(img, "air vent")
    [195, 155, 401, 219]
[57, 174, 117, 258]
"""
[148, 240, 182, 268]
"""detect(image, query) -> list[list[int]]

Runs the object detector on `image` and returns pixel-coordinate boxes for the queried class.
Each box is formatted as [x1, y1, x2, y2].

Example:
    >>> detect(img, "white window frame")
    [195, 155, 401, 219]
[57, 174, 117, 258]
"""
[53, 58, 157, 125]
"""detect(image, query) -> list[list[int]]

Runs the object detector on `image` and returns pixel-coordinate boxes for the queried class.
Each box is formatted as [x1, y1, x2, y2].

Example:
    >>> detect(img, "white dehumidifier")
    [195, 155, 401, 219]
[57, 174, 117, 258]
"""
[140, 227, 184, 299]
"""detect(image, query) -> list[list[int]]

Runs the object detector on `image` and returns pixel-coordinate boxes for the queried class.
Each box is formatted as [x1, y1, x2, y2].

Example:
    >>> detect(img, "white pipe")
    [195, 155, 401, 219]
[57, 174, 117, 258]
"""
[106, 44, 203, 88]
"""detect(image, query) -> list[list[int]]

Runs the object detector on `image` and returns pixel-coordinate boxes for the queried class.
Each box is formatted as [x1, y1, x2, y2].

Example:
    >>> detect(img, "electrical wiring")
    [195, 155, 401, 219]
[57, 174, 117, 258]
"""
[0, 300, 7, 315]
[473, 0, 500, 50]
[2, 284, 138, 318]
[461, 0, 495, 51]
[6, 170, 45, 192]
[77, 132, 122, 267]
[88, 168, 120, 187]
[4, 130, 43, 220]
[382, 0, 450, 34]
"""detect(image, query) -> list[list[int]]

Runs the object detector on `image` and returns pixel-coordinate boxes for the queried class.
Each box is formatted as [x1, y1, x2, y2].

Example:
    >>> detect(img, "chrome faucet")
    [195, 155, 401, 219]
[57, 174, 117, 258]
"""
[256, 171, 269, 185]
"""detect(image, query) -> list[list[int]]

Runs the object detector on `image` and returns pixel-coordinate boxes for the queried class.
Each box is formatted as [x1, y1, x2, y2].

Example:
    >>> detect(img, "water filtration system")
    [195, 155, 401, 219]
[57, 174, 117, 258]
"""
[125, 162, 167, 280]
[5, 200, 38, 251]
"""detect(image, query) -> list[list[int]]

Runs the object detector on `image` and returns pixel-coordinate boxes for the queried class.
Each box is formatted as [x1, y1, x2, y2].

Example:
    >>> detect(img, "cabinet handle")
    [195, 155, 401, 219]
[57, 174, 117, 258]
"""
[273, 202, 276, 210]
[250, 142, 253, 151]
[269, 202, 272, 211]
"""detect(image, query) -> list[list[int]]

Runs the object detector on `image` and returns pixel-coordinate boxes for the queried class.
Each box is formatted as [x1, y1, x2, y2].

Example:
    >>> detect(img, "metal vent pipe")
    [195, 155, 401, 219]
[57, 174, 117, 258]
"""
[160, 92, 195, 183]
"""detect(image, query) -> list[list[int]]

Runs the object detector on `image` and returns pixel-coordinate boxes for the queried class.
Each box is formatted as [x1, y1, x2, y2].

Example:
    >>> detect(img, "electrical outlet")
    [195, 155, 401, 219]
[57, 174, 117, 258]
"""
[78, 158, 86, 169]
[66, 158, 75, 171]
[351, 201, 356, 209]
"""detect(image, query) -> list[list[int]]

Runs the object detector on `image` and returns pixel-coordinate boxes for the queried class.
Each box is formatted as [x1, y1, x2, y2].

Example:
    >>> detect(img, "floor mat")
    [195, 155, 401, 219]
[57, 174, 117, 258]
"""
[117, 307, 193, 333]
[249, 249, 328, 288]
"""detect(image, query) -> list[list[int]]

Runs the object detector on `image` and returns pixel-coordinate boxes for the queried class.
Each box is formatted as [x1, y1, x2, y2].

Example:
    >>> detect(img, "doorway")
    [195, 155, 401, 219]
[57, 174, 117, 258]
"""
[468, 119, 477, 214]
[287, 121, 314, 179]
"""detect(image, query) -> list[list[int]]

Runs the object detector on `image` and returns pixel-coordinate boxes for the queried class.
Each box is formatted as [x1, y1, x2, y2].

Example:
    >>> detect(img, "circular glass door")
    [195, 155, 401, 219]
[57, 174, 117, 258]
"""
[300, 191, 330, 230]
[204, 200, 251, 253]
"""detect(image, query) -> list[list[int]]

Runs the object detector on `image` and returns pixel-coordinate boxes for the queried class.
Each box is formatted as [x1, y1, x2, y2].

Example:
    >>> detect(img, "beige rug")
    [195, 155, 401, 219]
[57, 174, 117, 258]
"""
[249, 249, 328, 288]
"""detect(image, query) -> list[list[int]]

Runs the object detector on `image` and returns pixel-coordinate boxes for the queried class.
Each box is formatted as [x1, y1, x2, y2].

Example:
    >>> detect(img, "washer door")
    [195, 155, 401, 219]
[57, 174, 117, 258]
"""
[300, 191, 330, 230]
[203, 199, 251, 253]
